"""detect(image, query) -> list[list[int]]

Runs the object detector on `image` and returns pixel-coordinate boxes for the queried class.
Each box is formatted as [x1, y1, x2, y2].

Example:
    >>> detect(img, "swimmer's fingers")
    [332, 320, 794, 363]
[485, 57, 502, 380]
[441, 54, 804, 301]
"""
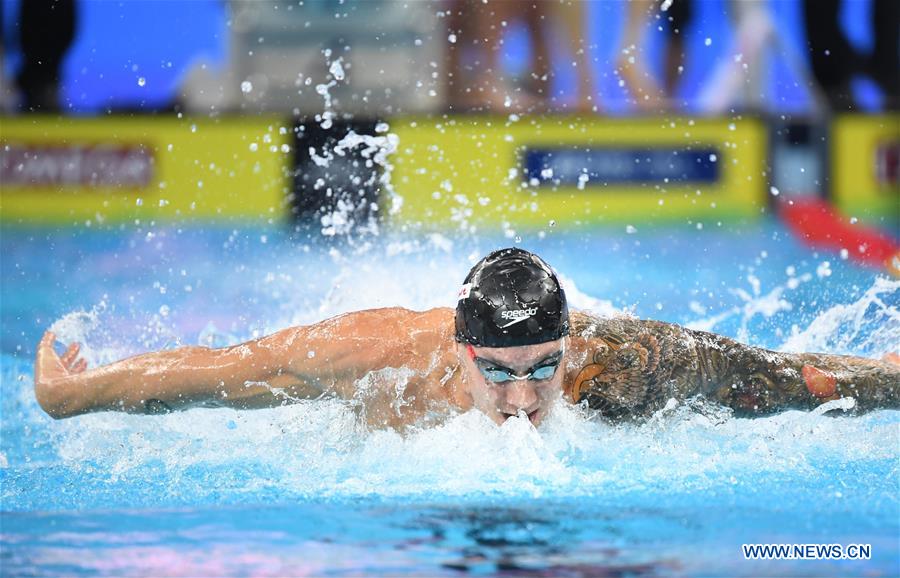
[35, 331, 83, 419]
[71, 358, 88, 374]
[60, 342, 80, 368]
[35, 331, 66, 383]
[37, 333, 88, 377]
[37, 331, 62, 365]
[38, 331, 57, 352]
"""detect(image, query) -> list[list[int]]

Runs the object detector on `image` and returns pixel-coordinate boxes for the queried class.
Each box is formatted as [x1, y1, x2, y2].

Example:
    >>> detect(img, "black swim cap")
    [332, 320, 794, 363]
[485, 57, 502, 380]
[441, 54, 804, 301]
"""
[455, 248, 569, 347]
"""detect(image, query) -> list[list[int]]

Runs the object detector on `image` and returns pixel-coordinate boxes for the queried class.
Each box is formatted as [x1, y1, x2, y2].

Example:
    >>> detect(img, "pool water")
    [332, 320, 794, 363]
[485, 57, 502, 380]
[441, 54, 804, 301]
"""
[2, 222, 898, 577]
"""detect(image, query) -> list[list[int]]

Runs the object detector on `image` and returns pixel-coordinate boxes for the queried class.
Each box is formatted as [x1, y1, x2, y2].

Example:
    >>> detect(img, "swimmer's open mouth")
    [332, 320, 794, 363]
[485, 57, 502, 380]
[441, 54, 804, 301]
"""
[503, 409, 540, 423]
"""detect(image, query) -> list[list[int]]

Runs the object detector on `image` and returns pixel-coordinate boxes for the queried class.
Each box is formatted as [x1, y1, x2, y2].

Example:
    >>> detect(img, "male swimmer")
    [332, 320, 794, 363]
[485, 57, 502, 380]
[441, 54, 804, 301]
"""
[35, 248, 900, 428]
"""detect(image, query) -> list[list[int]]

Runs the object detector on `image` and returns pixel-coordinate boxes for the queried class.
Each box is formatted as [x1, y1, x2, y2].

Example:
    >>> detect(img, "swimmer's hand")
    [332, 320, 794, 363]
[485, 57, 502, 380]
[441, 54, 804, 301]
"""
[34, 331, 89, 418]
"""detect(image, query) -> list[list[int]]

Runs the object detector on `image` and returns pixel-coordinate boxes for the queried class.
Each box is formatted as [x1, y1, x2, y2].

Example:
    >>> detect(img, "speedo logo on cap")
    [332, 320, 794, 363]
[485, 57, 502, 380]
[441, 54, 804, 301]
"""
[499, 307, 538, 328]
[457, 283, 473, 301]
[500, 308, 537, 319]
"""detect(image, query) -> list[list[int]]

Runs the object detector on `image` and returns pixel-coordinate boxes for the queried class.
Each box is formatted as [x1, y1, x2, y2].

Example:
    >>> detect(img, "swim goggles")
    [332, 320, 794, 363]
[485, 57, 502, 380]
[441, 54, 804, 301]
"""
[466, 344, 564, 383]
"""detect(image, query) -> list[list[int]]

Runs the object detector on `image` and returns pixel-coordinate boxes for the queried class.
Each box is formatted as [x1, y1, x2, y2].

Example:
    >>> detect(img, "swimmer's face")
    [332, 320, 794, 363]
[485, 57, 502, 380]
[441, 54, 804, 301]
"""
[458, 338, 565, 427]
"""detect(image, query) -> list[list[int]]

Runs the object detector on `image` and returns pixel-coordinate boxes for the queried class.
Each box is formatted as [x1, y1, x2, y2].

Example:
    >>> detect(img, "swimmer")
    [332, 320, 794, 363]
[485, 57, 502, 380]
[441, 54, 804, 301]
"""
[34, 248, 900, 428]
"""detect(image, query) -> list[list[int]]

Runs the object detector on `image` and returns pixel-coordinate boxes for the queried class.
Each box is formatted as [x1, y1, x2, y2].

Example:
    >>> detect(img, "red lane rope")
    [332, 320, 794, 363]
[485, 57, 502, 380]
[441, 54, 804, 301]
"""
[778, 198, 899, 275]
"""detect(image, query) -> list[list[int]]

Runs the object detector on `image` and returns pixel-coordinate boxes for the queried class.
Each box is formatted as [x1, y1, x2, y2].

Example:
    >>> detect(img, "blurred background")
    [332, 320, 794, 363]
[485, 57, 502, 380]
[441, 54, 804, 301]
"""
[1, 0, 896, 231]
[0, 0, 898, 351]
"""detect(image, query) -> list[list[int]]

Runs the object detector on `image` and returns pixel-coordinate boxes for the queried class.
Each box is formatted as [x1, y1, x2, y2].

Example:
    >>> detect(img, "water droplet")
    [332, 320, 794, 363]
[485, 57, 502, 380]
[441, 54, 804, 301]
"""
[769, 186, 780, 196]
[448, 33, 457, 44]
[705, 37, 712, 46]
[549, 220, 556, 227]
[329, 59, 345, 81]
[626, 225, 637, 234]
[241, 80, 253, 94]
[137, 77, 146, 87]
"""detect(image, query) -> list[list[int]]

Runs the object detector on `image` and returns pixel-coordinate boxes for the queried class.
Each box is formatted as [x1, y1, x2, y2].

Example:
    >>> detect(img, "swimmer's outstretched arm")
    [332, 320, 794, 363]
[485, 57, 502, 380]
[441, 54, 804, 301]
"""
[672, 326, 900, 415]
[569, 313, 900, 418]
[34, 309, 405, 419]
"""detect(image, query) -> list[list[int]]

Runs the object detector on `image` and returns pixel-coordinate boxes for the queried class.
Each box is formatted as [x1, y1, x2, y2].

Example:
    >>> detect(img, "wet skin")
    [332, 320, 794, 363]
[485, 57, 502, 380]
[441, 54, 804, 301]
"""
[34, 307, 900, 427]
[457, 339, 565, 427]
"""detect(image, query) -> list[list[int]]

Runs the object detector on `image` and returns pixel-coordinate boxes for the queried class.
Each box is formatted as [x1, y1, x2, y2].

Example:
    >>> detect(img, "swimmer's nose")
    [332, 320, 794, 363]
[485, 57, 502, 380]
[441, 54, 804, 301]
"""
[505, 379, 538, 411]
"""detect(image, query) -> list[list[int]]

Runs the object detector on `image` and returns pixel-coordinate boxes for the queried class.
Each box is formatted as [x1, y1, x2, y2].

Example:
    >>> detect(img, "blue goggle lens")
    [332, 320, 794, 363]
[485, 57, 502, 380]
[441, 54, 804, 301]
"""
[478, 362, 559, 383]
[530, 365, 557, 380]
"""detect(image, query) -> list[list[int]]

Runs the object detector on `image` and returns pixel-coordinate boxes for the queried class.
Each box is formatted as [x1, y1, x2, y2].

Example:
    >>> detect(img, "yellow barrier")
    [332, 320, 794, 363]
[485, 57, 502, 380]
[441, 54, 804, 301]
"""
[389, 116, 767, 231]
[0, 116, 291, 224]
[832, 114, 900, 220]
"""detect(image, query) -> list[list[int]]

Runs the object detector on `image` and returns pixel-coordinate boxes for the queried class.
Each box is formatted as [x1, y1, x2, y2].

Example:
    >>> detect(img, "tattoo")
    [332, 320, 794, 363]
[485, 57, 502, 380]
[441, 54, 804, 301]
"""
[569, 313, 900, 419]
[572, 332, 666, 420]
[143, 398, 173, 414]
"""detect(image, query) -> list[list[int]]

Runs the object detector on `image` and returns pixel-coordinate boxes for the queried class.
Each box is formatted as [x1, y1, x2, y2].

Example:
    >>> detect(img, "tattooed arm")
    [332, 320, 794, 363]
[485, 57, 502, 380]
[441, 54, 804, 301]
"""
[568, 312, 900, 419]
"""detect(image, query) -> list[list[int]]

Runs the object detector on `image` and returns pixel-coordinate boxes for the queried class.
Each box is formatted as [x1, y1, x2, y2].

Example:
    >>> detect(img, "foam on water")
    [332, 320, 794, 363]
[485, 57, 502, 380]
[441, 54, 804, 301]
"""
[5, 383, 894, 511]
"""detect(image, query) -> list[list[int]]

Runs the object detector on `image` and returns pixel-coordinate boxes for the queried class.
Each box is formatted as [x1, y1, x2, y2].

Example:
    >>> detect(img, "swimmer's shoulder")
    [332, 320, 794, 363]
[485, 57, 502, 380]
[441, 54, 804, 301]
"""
[303, 306, 454, 344]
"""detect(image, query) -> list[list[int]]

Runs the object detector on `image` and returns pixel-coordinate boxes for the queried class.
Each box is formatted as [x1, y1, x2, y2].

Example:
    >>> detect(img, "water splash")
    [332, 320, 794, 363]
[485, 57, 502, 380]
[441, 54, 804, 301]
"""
[23, 394, 895, 508]
[305, 50, 401, 245]
[780, 276, 900, 356]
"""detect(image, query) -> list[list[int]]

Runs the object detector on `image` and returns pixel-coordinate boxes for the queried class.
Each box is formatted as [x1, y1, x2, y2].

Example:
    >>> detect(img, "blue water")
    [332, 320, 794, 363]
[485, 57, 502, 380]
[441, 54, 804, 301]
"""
[2, 222, 899, 577]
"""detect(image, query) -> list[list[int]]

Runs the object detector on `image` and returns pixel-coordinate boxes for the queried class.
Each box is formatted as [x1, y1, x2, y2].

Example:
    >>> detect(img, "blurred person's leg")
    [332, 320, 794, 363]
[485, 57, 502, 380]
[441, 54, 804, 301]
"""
[618, 0, 668, 113]
[523, 1, 551, 104]
[469, 0, 505, 109]
[444, 0, 468, 111]
[803, 0, 858, 112]
[552, 0, 598, 112]
[662, 0, 691, 100]
[698, 1, 775, 114]
[16, 0, 77, 112]
[445, 0, 506, 110]
[870, 0, 899, 110]
[469, 0, 539, 111]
